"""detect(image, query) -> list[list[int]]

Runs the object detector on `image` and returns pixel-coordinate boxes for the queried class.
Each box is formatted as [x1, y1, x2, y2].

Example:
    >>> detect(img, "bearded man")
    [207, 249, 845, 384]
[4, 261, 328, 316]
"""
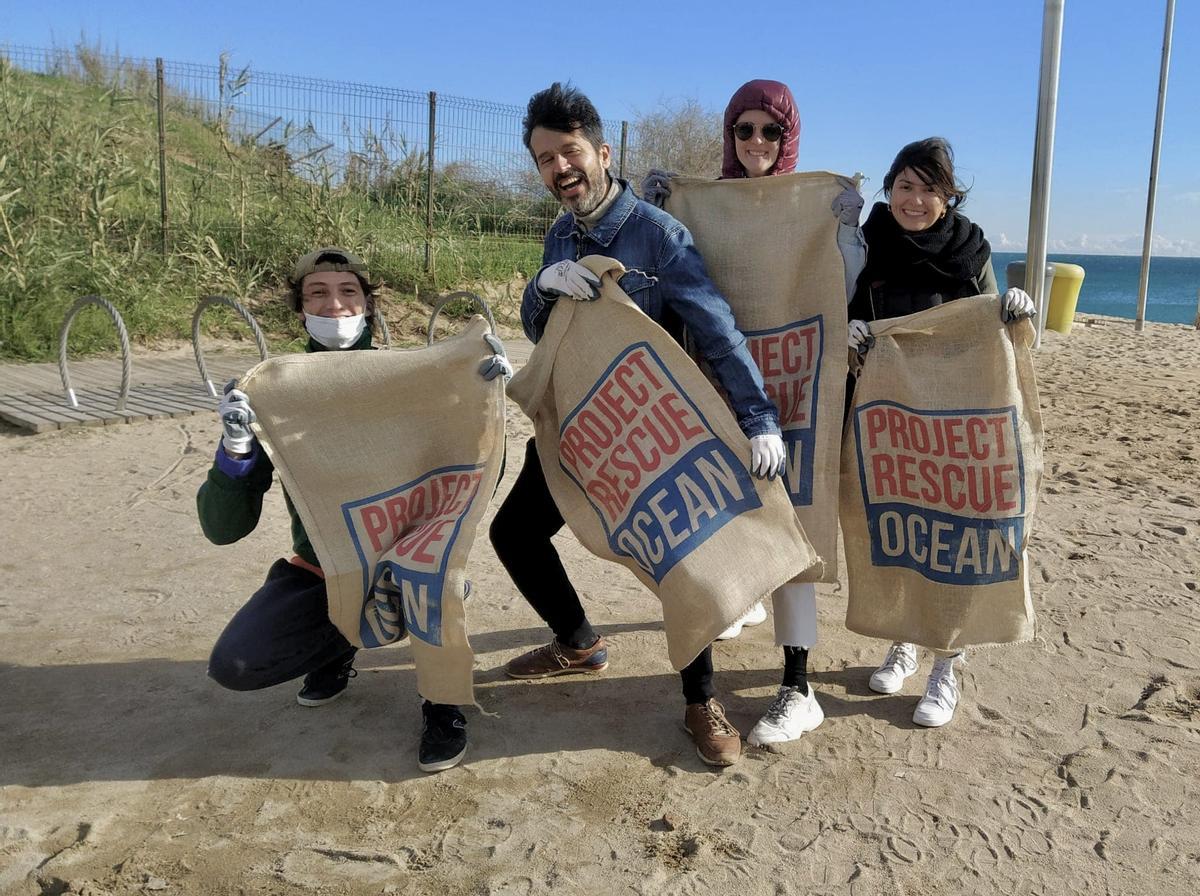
[489, 83, 785, 767]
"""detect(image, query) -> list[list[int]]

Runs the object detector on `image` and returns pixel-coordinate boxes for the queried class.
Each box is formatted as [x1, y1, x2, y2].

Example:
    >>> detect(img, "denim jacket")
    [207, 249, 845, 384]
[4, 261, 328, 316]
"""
[521, 180, 780, 438]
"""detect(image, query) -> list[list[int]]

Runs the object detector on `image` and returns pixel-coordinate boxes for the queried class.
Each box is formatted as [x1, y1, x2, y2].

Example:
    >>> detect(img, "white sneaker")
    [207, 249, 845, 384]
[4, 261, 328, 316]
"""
[747, 685, 824, 746]
[869, 642, 919, 694]
[715, 601, 767, 641]
[912, 655, 962, 727]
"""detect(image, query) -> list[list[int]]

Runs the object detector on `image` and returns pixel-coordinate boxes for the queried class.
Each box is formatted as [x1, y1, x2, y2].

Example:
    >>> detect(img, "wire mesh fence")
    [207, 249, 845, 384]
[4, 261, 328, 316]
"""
[0, 43, 636, 294]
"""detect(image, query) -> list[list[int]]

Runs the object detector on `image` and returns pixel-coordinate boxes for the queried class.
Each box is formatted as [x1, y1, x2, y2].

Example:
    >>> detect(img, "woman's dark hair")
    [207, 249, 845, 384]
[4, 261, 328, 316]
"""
[287, 251, 379, 322]
[883, 137, 969, 209]
[522, 82, 605, 155]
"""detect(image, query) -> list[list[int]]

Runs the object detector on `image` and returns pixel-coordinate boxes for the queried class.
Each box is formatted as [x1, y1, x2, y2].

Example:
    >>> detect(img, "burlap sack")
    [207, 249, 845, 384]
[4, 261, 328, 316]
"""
[507, 255, 819, 670]
[840, 296, 1043, 650]
[239, 317, 506, 705]
[666, 171, 852, 582]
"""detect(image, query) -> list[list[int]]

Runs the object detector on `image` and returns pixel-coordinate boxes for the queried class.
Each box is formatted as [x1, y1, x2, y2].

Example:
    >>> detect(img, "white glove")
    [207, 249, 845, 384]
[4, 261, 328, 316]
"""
[848, 319, 873, 355]
[537, 260, 601, 301]
[218, 379, 256, 456]
[1002, 287, 1036, 322]
[831, 186, 864, 225]
[479, 333, 513, 382]
[750, 433, 786, 480]
[641, 168, 676, 208]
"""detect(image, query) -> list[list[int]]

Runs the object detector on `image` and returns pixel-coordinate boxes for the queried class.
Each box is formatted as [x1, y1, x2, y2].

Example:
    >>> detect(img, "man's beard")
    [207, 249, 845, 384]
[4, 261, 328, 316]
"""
[556, 166, 610, 217]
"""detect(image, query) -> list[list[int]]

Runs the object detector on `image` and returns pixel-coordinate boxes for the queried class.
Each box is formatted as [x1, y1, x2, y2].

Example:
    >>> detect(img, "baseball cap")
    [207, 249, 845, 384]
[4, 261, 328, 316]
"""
[290, 247, 368, 285]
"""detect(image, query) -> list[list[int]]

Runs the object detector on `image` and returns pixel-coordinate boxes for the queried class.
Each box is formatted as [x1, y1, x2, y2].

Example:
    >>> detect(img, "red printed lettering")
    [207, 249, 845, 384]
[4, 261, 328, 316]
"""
[559, 346, 718, 525]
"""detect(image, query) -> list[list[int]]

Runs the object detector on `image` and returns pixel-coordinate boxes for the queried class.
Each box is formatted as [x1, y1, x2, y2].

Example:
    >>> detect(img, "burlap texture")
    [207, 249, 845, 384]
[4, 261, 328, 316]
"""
[666, 171, 852, 582]
[239, 317, 506, 705]
[507, 255, 818, 670]
[840, 296, 1043, 649]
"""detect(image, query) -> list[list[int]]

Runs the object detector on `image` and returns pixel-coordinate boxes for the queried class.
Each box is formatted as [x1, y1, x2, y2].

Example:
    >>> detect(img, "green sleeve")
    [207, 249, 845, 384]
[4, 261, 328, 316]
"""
[196, 451, 276, 545]
[979, 255, 999, 295]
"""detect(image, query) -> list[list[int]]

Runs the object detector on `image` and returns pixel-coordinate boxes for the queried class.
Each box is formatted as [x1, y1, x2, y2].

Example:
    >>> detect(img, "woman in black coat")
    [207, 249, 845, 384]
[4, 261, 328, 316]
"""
[846, 138, 1034, 729]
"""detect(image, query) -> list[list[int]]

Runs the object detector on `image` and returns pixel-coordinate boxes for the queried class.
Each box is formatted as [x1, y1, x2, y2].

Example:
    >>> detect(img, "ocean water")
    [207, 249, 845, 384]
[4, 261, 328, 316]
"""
[992, 252, 1199, 325]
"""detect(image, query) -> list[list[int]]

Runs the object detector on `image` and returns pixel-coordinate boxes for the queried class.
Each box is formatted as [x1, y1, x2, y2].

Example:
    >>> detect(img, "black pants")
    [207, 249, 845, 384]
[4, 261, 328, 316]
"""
[490, 438, 714, 704]
[208, 558, 355, 691]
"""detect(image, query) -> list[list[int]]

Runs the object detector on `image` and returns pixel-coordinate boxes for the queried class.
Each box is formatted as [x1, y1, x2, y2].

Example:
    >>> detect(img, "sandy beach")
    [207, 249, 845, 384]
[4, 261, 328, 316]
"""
[1, 314, 1197, 896]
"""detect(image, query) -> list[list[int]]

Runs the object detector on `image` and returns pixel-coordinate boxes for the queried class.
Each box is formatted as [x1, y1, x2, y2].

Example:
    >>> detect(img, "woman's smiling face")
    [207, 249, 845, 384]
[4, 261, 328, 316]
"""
[888, 167, 948, 232]
[733, 109, 782, 178]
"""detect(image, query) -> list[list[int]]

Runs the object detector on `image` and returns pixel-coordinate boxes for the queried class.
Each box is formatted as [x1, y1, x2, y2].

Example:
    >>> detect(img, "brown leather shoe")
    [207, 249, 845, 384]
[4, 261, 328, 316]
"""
[505, 638, 609, 679]
[684, 699, 742, 767]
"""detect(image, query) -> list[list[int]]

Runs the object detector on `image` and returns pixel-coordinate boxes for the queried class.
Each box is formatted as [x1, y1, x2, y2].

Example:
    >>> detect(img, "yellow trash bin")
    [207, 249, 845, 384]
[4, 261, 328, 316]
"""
[1046, 263, 1085, 334]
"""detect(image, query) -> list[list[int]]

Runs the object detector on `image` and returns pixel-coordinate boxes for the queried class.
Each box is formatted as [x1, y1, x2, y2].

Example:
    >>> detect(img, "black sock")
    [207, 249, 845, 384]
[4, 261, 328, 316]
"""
[782, 646, 809, 693]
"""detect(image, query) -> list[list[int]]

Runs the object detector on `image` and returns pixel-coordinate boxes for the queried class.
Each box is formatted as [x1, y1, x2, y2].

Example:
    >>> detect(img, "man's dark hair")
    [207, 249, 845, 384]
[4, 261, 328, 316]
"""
[522, 82, 605, 154]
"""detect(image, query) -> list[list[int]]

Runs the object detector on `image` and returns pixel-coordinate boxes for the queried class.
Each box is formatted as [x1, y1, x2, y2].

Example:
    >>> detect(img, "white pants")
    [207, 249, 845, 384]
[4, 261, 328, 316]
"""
[772, 582, 817, 648]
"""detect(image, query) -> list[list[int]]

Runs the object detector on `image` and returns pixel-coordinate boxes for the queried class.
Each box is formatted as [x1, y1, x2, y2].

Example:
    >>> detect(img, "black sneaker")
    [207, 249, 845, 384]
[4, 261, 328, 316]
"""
[419, 701, 467, 772]
[296, 648, 358, 707]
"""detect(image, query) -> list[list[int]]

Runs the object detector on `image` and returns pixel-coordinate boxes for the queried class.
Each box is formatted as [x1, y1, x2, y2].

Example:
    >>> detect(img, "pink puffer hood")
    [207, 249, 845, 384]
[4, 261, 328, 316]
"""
[721, 79, 800, 179]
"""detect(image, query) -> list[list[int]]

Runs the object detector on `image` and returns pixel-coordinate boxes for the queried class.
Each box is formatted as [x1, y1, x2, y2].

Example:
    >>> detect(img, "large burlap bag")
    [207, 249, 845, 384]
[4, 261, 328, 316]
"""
[507, 255, 819, 669]
[239, 316, 506, 705]
[840, 296, 1043, 649]
[667, 171, 852, 582]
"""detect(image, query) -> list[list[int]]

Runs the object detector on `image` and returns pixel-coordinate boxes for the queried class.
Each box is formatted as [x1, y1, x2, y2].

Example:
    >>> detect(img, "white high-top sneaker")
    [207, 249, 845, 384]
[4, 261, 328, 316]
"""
[747, 685, 824, 746]
[715, 601, 768, 641]
[868, 642, 918, 694]
[912, 654, 962, 727]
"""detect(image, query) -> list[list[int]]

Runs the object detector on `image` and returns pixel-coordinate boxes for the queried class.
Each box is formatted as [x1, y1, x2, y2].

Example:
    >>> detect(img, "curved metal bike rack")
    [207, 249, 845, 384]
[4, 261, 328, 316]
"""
[426, 291, 496, 346]
[191, 295, 270, 398]
[58, 295, 132, 411]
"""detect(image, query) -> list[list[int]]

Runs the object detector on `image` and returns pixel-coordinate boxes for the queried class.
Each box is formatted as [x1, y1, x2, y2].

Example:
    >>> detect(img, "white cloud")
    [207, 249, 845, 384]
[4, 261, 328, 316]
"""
[999, 233, 1199, 256]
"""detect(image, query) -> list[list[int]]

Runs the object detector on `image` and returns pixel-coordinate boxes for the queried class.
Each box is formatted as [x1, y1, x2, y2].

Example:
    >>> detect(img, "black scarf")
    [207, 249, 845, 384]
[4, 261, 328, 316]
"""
[854, 201, 990, 302]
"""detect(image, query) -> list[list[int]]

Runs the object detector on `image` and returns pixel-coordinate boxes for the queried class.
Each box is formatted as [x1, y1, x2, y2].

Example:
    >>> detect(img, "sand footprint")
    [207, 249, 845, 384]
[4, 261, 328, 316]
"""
[1151, 521, 1189, 537]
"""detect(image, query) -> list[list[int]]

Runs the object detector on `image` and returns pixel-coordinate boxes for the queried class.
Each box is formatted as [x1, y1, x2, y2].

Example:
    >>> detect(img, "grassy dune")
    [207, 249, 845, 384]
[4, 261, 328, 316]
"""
[0, 52, 543, 360]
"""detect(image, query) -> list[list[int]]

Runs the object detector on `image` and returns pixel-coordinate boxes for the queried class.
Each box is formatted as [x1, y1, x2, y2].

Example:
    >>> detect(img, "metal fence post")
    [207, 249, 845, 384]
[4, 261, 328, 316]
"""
[156, 58, 169, 255]
[619, 120, 629, 180]
[424, 91, 437, 275]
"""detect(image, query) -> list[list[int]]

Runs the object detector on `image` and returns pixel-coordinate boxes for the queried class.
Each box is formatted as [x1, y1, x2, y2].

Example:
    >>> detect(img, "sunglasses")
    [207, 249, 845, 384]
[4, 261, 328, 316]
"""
[732, 121, 785, 142]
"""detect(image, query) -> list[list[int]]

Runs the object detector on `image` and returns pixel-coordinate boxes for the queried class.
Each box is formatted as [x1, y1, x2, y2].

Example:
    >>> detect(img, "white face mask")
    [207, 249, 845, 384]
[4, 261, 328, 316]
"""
[305, 313, 366, 349]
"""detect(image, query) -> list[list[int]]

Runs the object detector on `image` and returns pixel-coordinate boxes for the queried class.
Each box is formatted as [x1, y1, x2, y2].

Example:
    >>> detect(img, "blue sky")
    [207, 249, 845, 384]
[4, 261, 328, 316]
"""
[5, 0, 1199, 256]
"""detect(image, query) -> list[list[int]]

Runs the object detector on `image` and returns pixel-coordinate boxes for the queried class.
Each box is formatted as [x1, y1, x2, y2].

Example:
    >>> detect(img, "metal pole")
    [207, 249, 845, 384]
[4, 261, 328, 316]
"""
[156, 58, 169, 256]
[424, 91, 437, 275]
[1134, 0, 1176, 333]
[1025, 0, 1064, 349]
[619, 120, 629, 180]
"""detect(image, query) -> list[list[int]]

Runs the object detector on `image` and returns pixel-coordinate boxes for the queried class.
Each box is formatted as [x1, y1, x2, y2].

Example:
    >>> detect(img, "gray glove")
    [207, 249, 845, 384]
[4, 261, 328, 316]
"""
[479, 333, 513, 382]
[1001, 287, 1036, 322]
[536, 260, 600, 301]
[832, 186, 864, 225]
[641, 168, 676, 208]
[750, 433, 786, 480]
[218, 379, 256, 456]
[848, 319, 873, 356]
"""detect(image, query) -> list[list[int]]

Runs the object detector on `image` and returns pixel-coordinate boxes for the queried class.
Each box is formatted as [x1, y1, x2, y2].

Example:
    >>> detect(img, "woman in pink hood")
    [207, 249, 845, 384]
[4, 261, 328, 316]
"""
[719, 78, 801, 179]
[644, 79, 867, 749]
